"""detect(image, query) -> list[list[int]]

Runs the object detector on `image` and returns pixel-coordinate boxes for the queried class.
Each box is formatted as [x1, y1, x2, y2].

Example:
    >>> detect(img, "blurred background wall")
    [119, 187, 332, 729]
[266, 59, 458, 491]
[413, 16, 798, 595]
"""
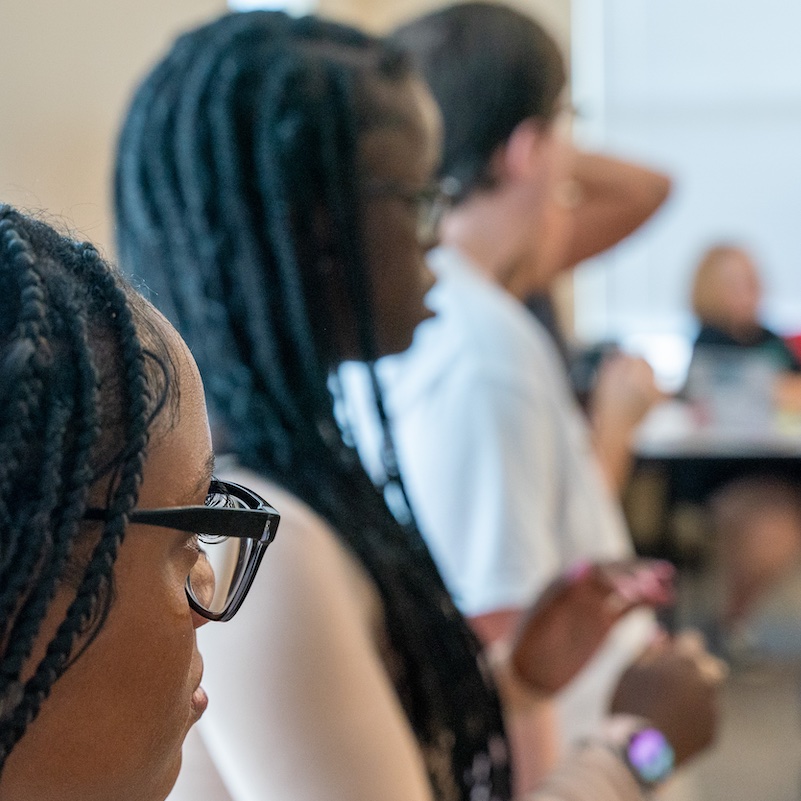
[0, 0, 566, 259]
[316, 0, 569, 42]
[0, 0, 226, 254]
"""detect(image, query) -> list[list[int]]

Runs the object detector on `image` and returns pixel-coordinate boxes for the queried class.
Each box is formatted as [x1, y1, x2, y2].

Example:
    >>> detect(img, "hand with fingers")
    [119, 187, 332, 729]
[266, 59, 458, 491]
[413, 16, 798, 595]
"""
[508, 559, 676, 697]
[590, 354, 668, 493]
[610, 630, 726, 765]
[592, 354, 665, 434]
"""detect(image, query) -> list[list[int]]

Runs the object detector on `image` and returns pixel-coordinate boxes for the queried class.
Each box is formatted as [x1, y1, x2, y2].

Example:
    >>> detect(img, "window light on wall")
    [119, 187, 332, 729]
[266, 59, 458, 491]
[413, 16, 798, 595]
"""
[228, 0, 316, 13]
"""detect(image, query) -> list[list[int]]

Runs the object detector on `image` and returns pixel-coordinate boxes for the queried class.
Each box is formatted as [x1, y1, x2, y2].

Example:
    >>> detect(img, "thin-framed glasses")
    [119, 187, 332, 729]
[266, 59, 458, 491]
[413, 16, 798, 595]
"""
[84, 480, 279, 622]
[364, 176, 462, 247]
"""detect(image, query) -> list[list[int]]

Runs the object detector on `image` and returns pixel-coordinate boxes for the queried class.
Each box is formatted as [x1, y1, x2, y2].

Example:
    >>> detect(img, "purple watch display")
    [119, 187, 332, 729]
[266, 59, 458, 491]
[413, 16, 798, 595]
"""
[626, 727, 675, 786]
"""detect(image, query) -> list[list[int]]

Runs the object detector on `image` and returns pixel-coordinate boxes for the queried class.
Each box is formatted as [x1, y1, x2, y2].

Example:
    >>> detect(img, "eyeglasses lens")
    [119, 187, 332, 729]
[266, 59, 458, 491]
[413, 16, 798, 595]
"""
[187, 487, 254, 616]
[416, 194, 440, 246]
[415, 178, 460, 247]
[416, 188, 451, 247]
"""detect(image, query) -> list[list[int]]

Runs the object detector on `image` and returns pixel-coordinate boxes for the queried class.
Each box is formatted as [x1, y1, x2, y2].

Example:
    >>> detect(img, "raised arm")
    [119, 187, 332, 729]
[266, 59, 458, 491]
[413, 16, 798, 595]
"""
[555, 151, 672, 272]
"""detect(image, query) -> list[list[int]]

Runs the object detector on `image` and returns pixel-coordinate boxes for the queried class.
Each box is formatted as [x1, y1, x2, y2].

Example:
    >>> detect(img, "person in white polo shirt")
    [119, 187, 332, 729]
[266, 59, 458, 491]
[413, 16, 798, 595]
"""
[340, 3, 714, 794]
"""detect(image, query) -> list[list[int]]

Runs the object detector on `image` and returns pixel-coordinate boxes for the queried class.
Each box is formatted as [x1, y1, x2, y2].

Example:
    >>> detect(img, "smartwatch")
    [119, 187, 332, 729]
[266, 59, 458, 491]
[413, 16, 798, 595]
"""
[624, 726, 675, 787]
[600, 715, 675, 791]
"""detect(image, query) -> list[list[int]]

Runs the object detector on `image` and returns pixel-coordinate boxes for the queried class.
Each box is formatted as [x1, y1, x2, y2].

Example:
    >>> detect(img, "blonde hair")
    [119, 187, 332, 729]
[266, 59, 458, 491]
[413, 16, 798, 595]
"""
[690, 244, 754, 326]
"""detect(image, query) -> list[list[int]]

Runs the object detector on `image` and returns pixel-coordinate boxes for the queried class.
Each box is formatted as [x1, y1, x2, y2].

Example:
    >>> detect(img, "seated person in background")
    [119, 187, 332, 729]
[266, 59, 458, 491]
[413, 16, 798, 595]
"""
[710, 478, 801, 626]
[691, 244, 799, 364]
[689, 243, 801, 625]
[0, 206, 276, 801]
[115, 11, 721, 801]
[785, 332, 801, 363]
[691, 243, 801, 409]
[341, 2, 722, 792]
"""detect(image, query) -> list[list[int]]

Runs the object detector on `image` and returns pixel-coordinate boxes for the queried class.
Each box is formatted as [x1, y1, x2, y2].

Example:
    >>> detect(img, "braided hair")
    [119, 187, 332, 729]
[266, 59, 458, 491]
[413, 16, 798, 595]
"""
[0, 206, 173, 774]
[115, 11, 512, 800]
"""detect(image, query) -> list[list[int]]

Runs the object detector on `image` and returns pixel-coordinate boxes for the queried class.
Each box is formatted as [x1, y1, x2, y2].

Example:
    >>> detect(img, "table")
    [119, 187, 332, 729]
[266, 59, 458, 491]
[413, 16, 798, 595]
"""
[625, 401, 801, 563]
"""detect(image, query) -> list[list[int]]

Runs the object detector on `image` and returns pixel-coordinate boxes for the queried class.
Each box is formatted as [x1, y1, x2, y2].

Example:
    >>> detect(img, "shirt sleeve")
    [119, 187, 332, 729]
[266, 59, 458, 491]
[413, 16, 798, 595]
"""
[184, 479, 435, 801]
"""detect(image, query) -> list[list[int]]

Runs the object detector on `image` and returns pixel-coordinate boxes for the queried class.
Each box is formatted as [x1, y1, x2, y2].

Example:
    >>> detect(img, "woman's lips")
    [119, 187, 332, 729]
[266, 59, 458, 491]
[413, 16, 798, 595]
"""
[191, 684, 208, 717]
[190, 653, 206, 718]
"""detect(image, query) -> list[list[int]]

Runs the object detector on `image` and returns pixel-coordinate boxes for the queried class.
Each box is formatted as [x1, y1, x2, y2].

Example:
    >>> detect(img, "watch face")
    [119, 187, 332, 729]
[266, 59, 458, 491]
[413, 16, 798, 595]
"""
[627, 728, 675, 785]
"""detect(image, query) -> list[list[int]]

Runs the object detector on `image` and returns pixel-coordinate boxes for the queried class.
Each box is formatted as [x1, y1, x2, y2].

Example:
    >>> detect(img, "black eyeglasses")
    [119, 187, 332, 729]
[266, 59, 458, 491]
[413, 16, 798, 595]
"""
[84, 480, 279, 622]
[364, 176, 461, 247]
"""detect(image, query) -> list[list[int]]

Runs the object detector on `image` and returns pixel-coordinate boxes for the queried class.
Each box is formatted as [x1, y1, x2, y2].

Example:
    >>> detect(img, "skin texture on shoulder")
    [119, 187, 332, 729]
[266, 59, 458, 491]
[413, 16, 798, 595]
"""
[180, 468, 438, 801]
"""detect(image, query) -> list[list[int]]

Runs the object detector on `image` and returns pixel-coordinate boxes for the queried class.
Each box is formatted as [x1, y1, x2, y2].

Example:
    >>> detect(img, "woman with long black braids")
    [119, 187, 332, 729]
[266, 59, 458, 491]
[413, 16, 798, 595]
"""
[0, 206, 278, 801]
[114, 11, 707, 801]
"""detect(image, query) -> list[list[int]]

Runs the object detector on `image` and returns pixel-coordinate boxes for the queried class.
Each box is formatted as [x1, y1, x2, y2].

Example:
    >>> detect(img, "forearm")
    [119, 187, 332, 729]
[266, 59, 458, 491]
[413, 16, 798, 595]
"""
[509, 701, 562, 793]
[521, 710, 658, 801]
[523, 741, 645, 801]
[571, 152, 671, 207]
[591, 421, 637, 497]
[558, 151, 672, 271]
[486, 637, 562, 795]
[588, 355, 664, 496]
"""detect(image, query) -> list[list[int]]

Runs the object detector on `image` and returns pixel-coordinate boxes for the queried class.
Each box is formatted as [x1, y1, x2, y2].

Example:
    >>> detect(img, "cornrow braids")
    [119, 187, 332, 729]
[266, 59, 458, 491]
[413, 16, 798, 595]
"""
[0, 207, 173, 774]
[115, 11, 512, 800]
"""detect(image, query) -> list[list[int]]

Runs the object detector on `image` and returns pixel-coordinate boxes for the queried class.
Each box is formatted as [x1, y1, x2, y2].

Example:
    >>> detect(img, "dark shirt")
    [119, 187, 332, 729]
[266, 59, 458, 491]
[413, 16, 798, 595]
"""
[694, 324, 801, 373]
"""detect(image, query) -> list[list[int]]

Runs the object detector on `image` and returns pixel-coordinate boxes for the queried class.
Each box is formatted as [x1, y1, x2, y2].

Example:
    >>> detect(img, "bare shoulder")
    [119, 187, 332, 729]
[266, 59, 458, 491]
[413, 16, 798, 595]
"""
[192, 466, 434, 801]
[217, 464, 384, 635]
